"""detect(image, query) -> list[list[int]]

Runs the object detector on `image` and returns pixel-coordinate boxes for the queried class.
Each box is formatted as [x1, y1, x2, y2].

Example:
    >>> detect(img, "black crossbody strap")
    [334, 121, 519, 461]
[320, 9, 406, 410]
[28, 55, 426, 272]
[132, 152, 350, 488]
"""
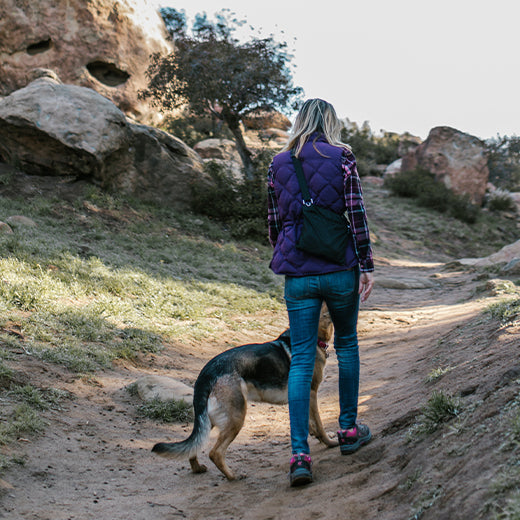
[290, 151, 313, 205]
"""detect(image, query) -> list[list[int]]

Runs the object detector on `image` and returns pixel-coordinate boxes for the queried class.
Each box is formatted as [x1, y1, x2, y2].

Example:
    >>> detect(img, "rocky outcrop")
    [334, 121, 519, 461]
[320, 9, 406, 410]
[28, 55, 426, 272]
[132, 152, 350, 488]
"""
[0, 0, 172, 122]
[401, 126, 489, 205]
[459, 239, 520, 268]
[0, 77, 204, 207]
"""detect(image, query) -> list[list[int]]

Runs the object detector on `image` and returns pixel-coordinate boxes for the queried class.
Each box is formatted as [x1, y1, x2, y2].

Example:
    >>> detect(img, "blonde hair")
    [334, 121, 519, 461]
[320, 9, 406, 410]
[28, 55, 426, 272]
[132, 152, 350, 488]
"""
[283, 98, 350, 157]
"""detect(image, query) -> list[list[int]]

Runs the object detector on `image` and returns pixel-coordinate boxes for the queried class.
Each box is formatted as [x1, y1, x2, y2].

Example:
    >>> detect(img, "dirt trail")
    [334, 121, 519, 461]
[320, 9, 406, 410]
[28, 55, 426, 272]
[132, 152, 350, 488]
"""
[0, 258, 506, 519]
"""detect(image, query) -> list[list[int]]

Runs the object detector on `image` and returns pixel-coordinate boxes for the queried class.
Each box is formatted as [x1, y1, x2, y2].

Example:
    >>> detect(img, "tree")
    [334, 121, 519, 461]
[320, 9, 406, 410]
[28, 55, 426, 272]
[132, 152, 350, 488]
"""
[140, 9, 303, 179]
[486, 134, 520, 190]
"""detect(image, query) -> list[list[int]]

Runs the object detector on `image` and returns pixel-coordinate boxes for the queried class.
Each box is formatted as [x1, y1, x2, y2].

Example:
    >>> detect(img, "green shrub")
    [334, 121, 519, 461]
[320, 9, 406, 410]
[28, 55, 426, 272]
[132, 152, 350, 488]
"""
[341, 120, 400, 176]
[486, 189, 517, 213]
[162, 111, 233, 148]
[409, 390, 460, 438]
[191, 151, 273, 241]
[488, 298, 520, 323]
[385, 168, 480, 223]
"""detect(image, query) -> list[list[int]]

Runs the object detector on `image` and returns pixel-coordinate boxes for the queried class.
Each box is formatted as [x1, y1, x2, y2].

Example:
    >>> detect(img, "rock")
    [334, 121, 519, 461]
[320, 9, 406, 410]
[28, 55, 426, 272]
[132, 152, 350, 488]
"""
[384, 158, 402, 176]
[259, 128, 289, 142]
[132, 375, 193, 406]
[401, 126, 489, 204]
[0, 222, 13, 234]
[460, 239, 520, 267]
[376, 277, 437, 290]
[398, 134, 422, 157]
[509, 192, 520, 213]
[194, 139, 239, 161]
[243, 110, 292, 131]
[5, 216, 36, 227]
[0, 77, 204, 207]
[0, 0, 172, 123]
[194, 138, 243, 180]
[502, 258, 520, 276]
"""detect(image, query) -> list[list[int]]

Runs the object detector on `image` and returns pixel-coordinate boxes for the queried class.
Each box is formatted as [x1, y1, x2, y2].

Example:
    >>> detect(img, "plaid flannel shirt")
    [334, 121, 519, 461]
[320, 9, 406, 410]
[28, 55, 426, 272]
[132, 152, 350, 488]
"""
[267, 149, 374, 272]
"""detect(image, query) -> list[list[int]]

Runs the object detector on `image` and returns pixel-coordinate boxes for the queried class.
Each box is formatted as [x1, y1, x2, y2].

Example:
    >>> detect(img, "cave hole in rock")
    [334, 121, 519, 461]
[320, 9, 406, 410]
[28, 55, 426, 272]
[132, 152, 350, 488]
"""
[27, 39, 52, 55]
[86, 61, 130, 87]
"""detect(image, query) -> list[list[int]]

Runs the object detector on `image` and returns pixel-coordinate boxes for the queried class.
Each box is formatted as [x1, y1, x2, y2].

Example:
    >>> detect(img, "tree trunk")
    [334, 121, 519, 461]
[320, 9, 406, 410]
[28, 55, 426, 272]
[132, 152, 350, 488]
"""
[222, 109, 254, 180]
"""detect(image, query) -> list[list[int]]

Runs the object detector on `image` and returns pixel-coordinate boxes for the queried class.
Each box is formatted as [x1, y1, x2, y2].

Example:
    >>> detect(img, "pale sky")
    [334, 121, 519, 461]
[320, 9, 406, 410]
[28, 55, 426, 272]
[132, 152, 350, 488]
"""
[151, 0, 520, 140]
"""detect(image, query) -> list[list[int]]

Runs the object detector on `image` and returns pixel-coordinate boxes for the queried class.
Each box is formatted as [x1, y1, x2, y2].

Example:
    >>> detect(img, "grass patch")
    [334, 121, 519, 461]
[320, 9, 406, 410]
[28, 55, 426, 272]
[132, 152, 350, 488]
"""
[409, 391, 461, 438]
[0, 403, 47, 445]
[426, 367, 453, 383]
[488, 298, 520, 324]
[137, 398, 193, 423]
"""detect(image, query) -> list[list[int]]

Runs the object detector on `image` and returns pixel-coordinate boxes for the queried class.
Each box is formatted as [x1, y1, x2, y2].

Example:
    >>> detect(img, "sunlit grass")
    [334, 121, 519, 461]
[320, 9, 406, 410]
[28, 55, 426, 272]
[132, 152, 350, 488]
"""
[0, 189, 283, 375]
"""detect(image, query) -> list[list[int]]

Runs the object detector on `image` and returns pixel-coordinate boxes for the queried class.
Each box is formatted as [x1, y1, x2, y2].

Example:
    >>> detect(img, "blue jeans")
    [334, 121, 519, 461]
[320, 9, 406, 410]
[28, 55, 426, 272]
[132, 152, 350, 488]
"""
[284, 269, 360, 454]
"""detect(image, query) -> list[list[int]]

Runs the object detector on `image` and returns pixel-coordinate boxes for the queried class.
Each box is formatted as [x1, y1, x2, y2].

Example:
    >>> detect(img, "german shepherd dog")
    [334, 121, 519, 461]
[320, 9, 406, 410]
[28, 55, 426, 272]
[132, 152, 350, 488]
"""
[152, 304, 337, 480]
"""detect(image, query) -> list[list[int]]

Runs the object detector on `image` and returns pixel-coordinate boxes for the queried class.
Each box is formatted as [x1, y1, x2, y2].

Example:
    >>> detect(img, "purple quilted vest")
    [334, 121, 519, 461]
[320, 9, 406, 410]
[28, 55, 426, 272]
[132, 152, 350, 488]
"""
[269, 134, 358, 276]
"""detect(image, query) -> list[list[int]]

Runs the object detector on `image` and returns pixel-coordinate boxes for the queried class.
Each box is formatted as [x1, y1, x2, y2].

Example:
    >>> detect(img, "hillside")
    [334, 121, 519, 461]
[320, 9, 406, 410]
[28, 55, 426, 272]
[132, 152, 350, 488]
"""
[0, 171, 519, 519]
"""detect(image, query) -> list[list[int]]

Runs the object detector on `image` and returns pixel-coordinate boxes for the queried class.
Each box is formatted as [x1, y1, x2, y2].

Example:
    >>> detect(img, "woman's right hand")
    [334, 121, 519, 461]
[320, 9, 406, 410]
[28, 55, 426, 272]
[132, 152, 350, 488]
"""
[359, 272, 374, 303]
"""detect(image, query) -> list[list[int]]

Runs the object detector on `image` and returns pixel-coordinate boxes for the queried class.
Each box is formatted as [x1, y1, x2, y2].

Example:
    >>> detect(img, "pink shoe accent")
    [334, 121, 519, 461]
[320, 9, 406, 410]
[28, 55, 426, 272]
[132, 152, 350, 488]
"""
[346, 427, 357, 438]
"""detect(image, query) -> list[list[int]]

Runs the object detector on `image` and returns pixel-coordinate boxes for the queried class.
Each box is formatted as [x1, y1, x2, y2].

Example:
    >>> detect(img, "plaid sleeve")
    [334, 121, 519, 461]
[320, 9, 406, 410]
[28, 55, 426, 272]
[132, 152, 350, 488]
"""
[267, 163, 281, 247]
[342, 149, 374, 272]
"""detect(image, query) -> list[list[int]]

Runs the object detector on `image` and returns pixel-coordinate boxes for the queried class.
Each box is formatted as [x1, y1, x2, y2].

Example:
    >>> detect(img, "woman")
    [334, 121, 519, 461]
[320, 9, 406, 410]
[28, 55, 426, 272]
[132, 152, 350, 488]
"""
[267, 98, 374, 487]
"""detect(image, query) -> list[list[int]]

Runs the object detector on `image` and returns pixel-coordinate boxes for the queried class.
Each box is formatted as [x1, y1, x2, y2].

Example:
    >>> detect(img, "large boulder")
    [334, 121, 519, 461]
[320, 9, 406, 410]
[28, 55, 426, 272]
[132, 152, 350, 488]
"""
[401, 126, 489, 204]
[0, 77, 204, 207]
[0, 0, 172, 123]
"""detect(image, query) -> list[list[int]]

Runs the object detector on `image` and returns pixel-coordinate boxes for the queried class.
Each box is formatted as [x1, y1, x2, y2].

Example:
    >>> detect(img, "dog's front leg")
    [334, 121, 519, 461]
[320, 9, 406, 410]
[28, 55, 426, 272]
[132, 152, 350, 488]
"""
[309, 389, 338, 447]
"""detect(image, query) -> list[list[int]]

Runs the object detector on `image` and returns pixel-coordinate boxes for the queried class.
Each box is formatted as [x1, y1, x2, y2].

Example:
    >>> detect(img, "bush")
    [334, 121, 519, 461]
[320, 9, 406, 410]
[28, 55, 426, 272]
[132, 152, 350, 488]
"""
[384, 168, 480, 223]
[162, 111, 233, 148]
[486, 135, 520, 191]
[341, 120, 400, 176]
[486, 189, 517, 213]
[191, 150, 273, 241]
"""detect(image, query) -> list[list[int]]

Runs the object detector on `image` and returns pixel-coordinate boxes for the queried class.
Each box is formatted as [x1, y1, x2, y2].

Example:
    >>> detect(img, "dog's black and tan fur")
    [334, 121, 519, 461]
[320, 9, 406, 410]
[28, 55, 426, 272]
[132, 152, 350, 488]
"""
[152, 304, 336, 480]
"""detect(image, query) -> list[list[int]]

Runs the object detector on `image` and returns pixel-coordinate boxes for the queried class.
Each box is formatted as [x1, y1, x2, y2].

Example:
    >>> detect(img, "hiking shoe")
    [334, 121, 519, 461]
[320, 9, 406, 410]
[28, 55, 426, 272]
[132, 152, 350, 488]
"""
[337, 423, 372, 454]
[289, 453, 313, 487]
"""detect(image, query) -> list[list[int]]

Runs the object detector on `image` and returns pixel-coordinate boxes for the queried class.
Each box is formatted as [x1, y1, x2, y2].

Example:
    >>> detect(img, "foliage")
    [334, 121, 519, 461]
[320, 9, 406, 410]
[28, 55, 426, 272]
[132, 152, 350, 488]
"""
[191, 149, 274, 240]
[384, 168, 480, 223]
[409, 391, 460, 438]
[141, 8, 302, 178]
[486, 135, 520, 191]
[161, 110, 233, 148]
[488, 298, 520, 324]
[486, 189, 518, 213]
[340, 120, 400, 176]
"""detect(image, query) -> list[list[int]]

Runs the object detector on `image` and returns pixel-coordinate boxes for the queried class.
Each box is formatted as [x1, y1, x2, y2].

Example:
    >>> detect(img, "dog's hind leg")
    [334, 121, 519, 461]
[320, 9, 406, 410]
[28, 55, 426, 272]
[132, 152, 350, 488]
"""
[189, 456, 207, 473]
[207, 378, 247, 480]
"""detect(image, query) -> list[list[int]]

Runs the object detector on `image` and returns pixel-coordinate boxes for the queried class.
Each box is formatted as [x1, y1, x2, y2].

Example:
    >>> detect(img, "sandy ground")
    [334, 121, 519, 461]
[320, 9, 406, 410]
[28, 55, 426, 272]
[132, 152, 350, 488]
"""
[1, 256, 518, 520]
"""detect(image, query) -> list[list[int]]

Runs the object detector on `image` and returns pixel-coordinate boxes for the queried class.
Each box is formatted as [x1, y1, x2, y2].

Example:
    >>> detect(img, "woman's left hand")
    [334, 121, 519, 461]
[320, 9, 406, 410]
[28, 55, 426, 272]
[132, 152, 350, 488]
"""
[359, 272, 374, 303]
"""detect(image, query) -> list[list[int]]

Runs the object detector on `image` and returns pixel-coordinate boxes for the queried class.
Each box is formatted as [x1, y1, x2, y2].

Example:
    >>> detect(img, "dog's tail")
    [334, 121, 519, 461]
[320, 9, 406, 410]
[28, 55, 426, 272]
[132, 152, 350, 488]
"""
[151, 376, 213, 460]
